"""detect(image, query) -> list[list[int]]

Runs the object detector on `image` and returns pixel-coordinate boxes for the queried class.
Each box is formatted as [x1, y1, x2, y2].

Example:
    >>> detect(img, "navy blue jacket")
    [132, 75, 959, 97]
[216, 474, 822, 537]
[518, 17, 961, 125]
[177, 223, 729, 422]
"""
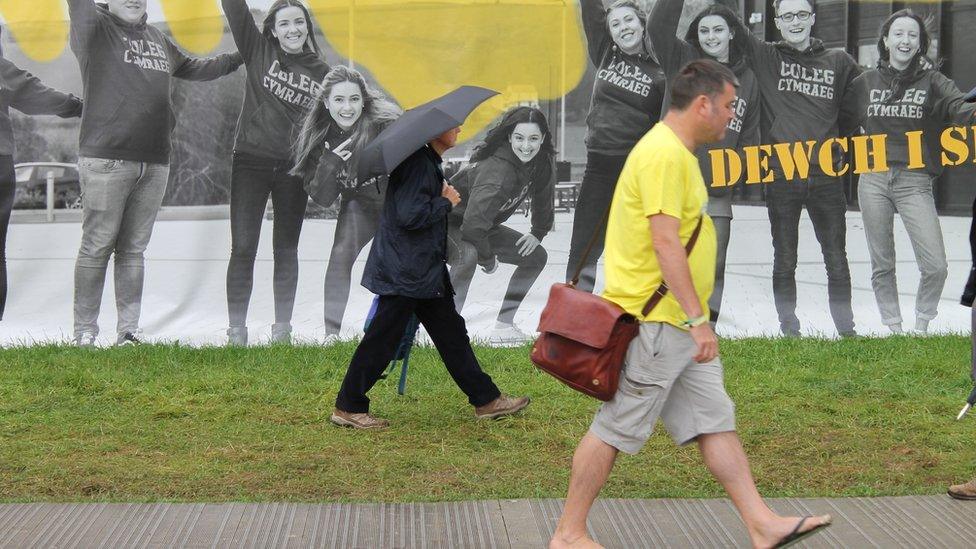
[361, 145, 454, 299]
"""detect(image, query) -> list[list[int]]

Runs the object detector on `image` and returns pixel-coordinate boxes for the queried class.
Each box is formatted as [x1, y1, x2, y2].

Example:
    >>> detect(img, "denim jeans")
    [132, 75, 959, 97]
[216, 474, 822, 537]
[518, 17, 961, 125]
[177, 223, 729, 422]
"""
[226, 152, 308, 328]
[73, 157, 170, 338]
[765, 175, 855, 335]
[566, 152, 629, 292]
[448, 224, 548, 324]
[858, 169, 948, 326]
[323, 194, 381, 335]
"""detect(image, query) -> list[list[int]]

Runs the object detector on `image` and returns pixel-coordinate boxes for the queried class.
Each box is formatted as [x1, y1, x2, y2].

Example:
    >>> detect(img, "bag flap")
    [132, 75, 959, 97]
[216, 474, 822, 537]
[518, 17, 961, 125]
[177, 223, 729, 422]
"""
[536, 283, 633, 349]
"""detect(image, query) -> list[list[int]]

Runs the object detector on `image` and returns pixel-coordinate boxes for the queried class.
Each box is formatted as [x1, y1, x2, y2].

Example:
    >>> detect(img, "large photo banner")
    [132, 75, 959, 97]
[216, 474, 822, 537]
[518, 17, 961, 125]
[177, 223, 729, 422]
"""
[0, 0, 973, 346]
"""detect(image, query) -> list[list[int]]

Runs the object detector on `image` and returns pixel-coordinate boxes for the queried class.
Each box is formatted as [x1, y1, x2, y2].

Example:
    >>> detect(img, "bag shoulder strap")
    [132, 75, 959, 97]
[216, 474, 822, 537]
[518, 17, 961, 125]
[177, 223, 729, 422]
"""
[640, 216, 704, 317]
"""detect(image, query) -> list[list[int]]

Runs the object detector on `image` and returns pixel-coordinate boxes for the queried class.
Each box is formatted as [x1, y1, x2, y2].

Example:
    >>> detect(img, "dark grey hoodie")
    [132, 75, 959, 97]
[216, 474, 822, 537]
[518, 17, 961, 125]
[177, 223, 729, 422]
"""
[67, 0, 243, 164]
[222, 0, 330, 161]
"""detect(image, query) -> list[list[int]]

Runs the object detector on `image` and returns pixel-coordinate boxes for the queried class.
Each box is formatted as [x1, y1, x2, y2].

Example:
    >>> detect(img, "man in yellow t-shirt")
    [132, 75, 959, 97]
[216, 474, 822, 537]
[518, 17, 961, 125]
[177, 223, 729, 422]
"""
[551, 60, 833, 549]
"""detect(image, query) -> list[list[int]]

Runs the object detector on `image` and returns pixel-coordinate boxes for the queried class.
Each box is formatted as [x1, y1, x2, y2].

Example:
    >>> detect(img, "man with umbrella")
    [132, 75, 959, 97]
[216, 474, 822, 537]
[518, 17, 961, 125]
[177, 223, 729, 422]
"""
[330, 87, 530, 430]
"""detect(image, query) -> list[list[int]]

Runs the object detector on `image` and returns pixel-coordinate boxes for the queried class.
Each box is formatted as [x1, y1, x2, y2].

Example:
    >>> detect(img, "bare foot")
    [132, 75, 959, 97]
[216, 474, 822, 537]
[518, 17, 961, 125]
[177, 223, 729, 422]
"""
[549, 532, 605, 549]
[752, 514, 832, 549]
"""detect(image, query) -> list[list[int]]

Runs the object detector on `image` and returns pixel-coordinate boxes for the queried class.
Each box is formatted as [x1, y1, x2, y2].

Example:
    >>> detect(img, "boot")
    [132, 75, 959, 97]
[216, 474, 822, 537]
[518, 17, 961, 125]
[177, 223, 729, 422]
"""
[270, 322, 292, 344]
[227, 326, 248, 346]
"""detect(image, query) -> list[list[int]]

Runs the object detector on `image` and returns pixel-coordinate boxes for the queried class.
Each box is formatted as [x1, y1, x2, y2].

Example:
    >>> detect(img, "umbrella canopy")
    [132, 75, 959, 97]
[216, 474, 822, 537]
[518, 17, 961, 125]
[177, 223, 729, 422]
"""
[357, 85, 499, 182]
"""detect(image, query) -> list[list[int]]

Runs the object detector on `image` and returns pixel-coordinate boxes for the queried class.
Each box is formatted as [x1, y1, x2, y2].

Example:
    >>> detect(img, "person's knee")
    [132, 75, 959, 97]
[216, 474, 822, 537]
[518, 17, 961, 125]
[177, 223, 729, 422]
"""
[922, 260, 949, 281]
[524, 245, 548, 270]
[113, 251, 144, 267]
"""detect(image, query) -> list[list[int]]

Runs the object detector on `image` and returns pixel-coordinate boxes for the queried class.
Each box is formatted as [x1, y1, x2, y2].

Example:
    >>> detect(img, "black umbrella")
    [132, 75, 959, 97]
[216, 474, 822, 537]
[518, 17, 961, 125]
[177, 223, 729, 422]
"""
[356, 85, 499, 183]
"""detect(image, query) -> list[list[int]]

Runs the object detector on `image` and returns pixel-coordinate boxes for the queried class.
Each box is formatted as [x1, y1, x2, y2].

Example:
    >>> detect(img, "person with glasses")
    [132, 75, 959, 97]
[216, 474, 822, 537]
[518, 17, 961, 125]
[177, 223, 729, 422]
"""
[739, 0, 862, 337]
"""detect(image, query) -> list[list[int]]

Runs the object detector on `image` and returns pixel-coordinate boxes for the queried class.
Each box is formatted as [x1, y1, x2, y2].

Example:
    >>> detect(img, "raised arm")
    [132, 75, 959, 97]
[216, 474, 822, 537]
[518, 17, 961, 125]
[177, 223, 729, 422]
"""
[66, 0, 100, 54]
[221, 0, 263, 61]
[931, 71, 976, 126]
[0, 58, 82, 118]
[580, 0, 611, 66]
[646, 0, 697, 77]
[166, 38, 243, 81]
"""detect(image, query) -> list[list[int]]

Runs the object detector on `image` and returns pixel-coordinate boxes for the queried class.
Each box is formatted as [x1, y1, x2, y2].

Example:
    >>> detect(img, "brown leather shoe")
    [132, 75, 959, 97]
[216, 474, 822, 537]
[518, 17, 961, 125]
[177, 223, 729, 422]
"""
[948, 479, 976, 500]
[330, 408, 390, 430]
[475, 394, 530, 419]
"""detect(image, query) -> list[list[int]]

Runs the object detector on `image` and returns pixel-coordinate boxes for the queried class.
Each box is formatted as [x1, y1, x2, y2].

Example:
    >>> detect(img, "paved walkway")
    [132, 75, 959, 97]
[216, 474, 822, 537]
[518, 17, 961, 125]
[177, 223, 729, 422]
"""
[1, 496, 971, 548]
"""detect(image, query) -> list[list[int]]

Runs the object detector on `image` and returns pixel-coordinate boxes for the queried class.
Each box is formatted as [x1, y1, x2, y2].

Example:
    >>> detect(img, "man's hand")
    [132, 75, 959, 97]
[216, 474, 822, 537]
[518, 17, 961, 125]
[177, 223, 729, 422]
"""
[480, 256, 499, 274]
[515, 233, 540, 257]
[442, 182, 461, 207]
[689, 322, 718, 363]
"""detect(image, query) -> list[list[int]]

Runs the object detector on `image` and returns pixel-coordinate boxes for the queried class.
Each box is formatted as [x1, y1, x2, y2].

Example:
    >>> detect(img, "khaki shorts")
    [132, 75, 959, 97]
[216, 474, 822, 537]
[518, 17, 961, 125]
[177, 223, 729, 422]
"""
[590, 322, 736, 454]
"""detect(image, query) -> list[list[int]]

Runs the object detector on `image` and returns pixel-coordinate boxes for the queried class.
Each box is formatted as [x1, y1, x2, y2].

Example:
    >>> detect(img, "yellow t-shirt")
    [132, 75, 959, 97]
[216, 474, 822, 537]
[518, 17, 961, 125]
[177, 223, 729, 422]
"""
[601, 122, 717, 327]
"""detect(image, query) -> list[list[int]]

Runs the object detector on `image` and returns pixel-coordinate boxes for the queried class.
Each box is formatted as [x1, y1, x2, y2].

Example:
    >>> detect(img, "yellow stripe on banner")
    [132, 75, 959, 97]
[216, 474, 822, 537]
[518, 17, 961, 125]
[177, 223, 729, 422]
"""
[160, 0, 224, 55]
[308, 0, 586, 141]
[0, 0, 68, 62]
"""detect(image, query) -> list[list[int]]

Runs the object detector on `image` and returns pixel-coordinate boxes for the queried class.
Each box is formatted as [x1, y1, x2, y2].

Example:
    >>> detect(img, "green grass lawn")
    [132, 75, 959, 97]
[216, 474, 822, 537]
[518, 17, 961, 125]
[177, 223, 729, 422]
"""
[0, 336, 973, 503]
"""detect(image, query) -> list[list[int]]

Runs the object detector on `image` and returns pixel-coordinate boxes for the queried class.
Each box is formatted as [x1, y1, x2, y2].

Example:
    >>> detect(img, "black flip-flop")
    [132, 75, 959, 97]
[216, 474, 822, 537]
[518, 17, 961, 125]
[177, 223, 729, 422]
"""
[773, 516, 832, 548]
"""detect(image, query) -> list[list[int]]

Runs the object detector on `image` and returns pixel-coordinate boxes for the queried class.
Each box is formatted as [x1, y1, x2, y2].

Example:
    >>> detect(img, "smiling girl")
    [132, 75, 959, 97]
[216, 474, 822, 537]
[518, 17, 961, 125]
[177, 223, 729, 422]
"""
[221, 0, 330, 345]
[291, 66, 400, 341]
[446, 106, 555, 345]
[852, 9, 974, 334]
[647, 0, 759, 324]
[567, 0, 667, 293]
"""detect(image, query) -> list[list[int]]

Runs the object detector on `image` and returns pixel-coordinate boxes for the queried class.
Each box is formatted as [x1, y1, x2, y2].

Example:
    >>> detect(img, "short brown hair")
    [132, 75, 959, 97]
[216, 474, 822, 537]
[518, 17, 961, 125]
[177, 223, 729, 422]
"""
[669, 59, 739, 111]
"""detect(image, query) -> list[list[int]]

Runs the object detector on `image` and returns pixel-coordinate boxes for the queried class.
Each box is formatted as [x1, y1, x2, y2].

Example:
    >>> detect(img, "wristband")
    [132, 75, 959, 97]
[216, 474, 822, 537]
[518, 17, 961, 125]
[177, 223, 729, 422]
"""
[681, 315, 708, 328]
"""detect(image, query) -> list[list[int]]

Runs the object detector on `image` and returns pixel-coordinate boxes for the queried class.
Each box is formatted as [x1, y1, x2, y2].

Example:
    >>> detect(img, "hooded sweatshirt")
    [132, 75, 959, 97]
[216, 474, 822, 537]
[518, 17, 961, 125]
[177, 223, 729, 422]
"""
[222, 0, 330, 161]
[743, 34, 861, 175]
[646, 0, 760, 196]
[67, 1, 243, 164]
[853, 61, 976, 177]
[0, 58, 82, 157]
[581, 0, 667, 156]
[448, 146, 555, 263]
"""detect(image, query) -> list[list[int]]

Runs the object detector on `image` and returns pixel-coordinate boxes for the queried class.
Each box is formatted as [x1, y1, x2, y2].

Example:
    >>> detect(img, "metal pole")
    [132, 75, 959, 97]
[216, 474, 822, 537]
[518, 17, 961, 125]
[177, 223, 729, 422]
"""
[46, 172, 55, 222]
[349, 0, 355, 69]
[559, 1, 567, 162]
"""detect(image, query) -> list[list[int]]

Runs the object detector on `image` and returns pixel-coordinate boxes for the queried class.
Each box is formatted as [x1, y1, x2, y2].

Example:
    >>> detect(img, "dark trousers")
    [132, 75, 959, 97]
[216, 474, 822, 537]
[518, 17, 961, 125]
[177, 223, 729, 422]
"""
[448, 224, 547, 324]
[324, 195, 382, 334]
[0, 155, 13, 320]
[765, 175, 855, 334]
[709, 216, 731, 323]
[566, 152, 629, 292]
[226, 152, 308, 327]
[335, 292, 501, 413]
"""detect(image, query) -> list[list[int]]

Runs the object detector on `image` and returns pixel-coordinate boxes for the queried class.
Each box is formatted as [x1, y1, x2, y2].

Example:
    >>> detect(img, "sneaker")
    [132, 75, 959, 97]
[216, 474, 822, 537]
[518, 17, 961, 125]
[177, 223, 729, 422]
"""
[270, 322, 292, 344]
[914, 319, 930, 334]
[475, 394, 530, 419]
[227, 326, 248, 346]
[74, 332, 96, 347]
[116, 331, 143, 346]
[948, 479, 976, 500]
[330, 408, 390, 430]
[489, 322, 532, 346]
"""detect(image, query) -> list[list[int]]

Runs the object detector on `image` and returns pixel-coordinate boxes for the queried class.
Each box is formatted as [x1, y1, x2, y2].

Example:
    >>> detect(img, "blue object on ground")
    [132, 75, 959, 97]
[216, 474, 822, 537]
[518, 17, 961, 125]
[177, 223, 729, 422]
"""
[365, 295, 421, 395]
